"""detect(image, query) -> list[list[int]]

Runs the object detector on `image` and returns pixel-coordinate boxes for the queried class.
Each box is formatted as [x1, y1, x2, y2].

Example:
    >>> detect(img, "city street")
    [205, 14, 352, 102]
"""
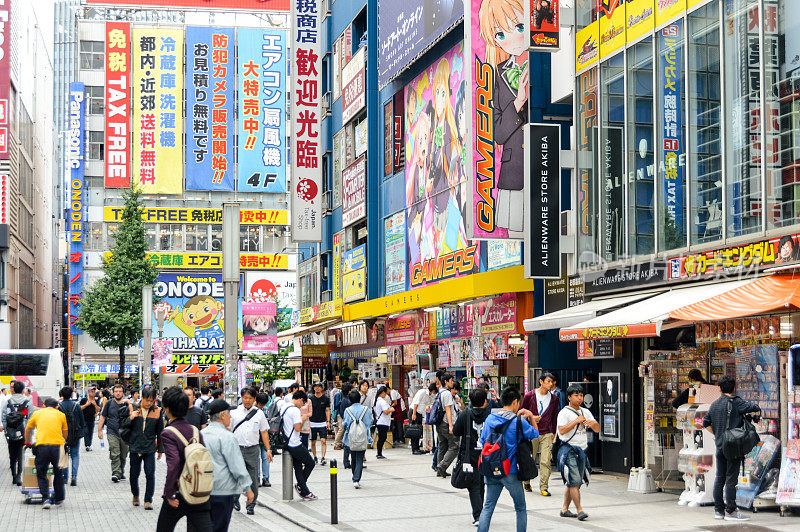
[0, 435, 797, 531]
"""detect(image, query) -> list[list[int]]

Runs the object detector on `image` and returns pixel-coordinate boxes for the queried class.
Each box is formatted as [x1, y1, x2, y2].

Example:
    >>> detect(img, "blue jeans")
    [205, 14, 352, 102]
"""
[210, 494, 236, 532]
[478, 473, 527, 532]
[61, 444, 80, 480]
[260, 445, 270, 480]
[350, 450, 365, 482]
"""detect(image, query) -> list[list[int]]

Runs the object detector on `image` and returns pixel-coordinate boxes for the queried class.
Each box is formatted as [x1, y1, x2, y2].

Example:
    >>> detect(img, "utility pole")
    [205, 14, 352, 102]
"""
[222, 202, 241, 402]
[141, 285, 153, 388]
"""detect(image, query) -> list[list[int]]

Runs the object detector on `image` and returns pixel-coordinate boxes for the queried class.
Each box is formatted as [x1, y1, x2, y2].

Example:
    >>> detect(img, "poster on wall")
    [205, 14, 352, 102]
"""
[342, 245, 367, 302]
[530, 0, 560, 51]
[104, 22, 131, 187]
[290, 0, 322, 242]
[482, 333, 509, 360]
[132, 27, 184, 194]
[405, 42, 478, 289]
[241, 300, 277, 352]
[342, 156, 367, 226]
[68, 82, 86, 335]
[185, 26, 235, 191]
[355, 119, 367, 156]
[333, 231, 342, 300]
[152, 272, 242, 351]
[487, 240, 521, 270]
[599, 372, 621, 442]
[393, 91, 405, 173]
[385, 211, 407, 295]
[467, 0, 529, 240]
[237, 27, 286, 192]
[244, 270, 297, 344]
[332, 129, 344, 208]
[384, 100, 393, 176]
[659, 20, 684, 241]
[342, 47, 366, 124]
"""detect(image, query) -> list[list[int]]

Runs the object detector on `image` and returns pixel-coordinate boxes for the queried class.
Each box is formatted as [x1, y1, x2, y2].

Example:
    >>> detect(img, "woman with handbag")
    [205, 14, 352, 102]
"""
[452, 387, 491, 525]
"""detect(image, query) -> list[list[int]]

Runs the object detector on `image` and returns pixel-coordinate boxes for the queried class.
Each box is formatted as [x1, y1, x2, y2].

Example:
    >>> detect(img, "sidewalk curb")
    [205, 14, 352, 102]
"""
[257, 497, 344, 531]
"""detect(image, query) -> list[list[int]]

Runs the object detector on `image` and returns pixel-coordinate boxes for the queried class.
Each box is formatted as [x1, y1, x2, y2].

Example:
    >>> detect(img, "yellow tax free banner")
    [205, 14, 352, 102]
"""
[103, 206, 288, 225]
[132, 27, 184, 194]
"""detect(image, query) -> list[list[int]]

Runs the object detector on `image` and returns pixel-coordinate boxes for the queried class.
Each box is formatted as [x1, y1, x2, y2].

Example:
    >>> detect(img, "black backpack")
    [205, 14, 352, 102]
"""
[5, 399, 29, 440]
[59, 402, 82, 448]
[717, 398, 761, 460]
[199, 396, 212, 414]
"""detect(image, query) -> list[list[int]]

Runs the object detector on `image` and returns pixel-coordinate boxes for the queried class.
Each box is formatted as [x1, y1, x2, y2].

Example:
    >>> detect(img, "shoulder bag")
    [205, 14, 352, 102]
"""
[451, 411, 477, 489]
[515, 415, 538, 482]
[718, 399, 760, 460]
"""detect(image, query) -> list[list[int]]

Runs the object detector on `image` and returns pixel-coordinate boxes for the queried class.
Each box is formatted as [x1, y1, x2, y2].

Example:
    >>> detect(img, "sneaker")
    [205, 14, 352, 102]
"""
[247, 508, 255, 515]
[263, 479, 271, 488]
[301, 492, 318, 500]
[132, 496, 139, 506]
[559, 510, 577, 518]
[120, 474, 126, 480]
[376, 455, 387, 460]
[577, 511, 589, 521]
[714, 512, 724, 520]
[724, 510, 750, 521]
[111, 475, 119, 483]
[42, 499, 51, 509]
[523, 482, 533, 492]
[314, 457, 318, 464]
[294, 483, 302, 496]
[70, 478, 77, 487]
[52, 501, 62, 508]
[144, 503, 153, 510]
[353, 482, 361, 489]
[85, 446, 91, 452]
[540, 490, 551, 497]
[321, 458, 327, 465]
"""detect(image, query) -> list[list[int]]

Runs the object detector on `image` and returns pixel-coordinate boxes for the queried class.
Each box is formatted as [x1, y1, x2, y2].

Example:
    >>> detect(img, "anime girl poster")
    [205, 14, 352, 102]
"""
[405, 42, 478, 289]
[468, 0, 529, 239]
[241, 301, 277, 352]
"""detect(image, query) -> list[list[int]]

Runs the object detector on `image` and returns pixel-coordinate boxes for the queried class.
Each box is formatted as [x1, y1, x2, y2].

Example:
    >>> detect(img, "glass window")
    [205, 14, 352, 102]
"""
[724, 0, 762, 237]
[171, 224, 183, 251]
[688, 5, 722, 244]
[106, 223, 118, 250]
[145, 225, 157, 250]
[211, 224, 223, 252]
[577, 67, 599, 267]
[240, 225, 260, 252]
[87, 222, 103, 251]
[79, 40, 104, 70]
[657, 19, 687, 251]
[88, 130, 104, 161]
[86, 86, 104, 115]
[185, 224, 198, 251]
[627, 38, 655, 256]
[767, 0, 799, 228]
[600, 54, 625, 262]
[159, 224, 172, 250]
[0, 353, 49, 376]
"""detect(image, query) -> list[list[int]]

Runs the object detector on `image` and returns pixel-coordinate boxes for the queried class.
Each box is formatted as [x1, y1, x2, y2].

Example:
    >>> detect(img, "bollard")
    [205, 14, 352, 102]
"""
[330, 458, 338, 524]
[282, 450, 293, 501]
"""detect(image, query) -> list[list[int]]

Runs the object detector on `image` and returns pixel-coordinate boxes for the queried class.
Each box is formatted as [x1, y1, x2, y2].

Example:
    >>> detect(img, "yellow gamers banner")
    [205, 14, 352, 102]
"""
[599, 1, 626, 59]
[103, 207, 288, 225]
[626, 0, 656, 44]
[132, 27, 184, 194]
[656, 0, 686, 26]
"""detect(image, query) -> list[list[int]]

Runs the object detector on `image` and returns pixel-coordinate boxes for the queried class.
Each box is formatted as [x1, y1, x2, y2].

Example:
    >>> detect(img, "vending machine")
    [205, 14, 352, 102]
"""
[676, 403, 717, 506]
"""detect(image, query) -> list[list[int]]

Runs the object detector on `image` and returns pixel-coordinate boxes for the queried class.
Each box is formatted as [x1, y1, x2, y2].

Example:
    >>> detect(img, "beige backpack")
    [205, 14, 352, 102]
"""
[164, 425, 214, 504]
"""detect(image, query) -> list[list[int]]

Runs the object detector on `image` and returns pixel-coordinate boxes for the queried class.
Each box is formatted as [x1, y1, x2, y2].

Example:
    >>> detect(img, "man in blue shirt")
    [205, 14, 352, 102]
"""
[202, 400, 254, 532]
[477, 387, 539, 532]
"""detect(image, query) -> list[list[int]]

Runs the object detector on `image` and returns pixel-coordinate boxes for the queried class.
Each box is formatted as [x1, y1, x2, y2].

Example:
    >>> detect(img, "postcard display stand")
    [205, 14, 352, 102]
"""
[676, 403, 716, 506]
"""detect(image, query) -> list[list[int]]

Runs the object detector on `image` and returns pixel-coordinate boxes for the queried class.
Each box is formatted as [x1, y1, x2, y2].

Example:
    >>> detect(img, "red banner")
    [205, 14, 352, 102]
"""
[86, 0, 289, 10]
[105, 22, 131, 187]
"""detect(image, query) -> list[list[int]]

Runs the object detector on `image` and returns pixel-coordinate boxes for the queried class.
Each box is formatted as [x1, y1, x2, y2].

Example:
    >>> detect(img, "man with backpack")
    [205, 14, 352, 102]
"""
[452, 386, 491, 525]
[156, 386, 213, 531]
[556, 384, 600, 521]
[434, 374, 460, 478]
[97, 384, 131, 483]
[229, 387, 271, 515]
[279, 389, 317, 500]
[342, 390, 372, 488]
[3, 380, 31, 485]
[58, 386, 85, 486]
[702, 375, 761, 522]
[477, 387, 539, 532]
[194, 386, 213, 411]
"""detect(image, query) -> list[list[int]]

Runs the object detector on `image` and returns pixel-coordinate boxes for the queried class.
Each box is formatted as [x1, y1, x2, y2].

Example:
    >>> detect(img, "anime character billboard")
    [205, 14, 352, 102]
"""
[404, 42, 479, 289]
[467, 0, 529, 239]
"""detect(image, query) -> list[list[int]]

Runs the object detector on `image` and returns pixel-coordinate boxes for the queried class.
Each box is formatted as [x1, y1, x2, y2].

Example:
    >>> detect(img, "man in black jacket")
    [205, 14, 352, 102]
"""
[452, 387, 491, 526]
[58, 386, 85, 486]
[121, 388, 163, 510]
[702, 375, 760, 522]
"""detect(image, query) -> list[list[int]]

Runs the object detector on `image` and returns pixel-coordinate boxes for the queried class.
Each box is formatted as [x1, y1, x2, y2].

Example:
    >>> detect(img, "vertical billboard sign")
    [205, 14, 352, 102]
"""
[332, 231, 342, 300]
[238, 28, 286, 192]
[385, 211, 406, 295]
[105, 22, 131, 187]
[0, 0, 11, 159]
[405, 43, 478, 289]
[291, 0, 323, 242]
[467, 0, 529, 240]
[341, 155, 366, 227]
[530, 0, 560, 51]
[341, 47, 366, 124]
[185, 26, 235, 191]
[68, 82, 86, 335]
[384, 100, 393, 176]
[524, 123, 561, 279]
[132, 27, 184, 194]
[660, 20, 684, 237]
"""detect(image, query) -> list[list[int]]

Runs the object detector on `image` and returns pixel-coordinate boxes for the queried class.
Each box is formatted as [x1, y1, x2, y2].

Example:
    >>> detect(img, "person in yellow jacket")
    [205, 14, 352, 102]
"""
[25, 397, 68, 508]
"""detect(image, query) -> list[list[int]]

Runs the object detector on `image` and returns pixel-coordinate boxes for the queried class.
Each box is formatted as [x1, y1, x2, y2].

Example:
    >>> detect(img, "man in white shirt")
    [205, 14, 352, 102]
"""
[280, 390, 317, 500]
[435, 374, 459, 478]
[229, 386, 272, 515]
[387, 383, 406, 448]
[409, 385, 432, 455]
[556, 384, 600, 522]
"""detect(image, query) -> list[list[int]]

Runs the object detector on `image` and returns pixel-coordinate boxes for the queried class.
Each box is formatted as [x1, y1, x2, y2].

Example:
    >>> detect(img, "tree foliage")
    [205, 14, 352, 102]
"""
[80, 188, 159, 382]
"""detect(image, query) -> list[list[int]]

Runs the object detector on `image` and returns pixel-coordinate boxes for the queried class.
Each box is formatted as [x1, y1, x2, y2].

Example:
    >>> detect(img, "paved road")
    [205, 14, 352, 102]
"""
[1, 431, 797, 531]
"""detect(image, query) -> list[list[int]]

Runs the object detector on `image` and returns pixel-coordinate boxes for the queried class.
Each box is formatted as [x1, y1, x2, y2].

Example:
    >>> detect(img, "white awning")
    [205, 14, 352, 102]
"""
[559, 279, 752, 341]
[277, 318, 340, 340]
[523, 292, 660, 332]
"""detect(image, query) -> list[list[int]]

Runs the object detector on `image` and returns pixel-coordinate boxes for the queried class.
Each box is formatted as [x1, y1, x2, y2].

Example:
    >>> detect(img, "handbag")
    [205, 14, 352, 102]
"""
[405, 423, 423, 440]
[58, 445, 69, 469]
[451, 411, 477, 489]
[718, 398, 760, 461]
[515, 415, 538, 482]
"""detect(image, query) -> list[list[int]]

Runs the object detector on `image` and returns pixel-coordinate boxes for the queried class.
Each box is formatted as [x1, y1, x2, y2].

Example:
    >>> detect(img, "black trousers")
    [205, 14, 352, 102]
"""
[392, 417, 404, 445]
[156, 495, 212, 532]
[33, 444, 65, 503]
[210, 495, 236, 532]
[376, 425, 389, 456]
[409, 417, 422, 452]
[714, 452, 741, 515]
[129, 452, 156, 503]
[7, 438, 24, 477]
[287, 444, 315, 496]
[467, 477, 485, 522]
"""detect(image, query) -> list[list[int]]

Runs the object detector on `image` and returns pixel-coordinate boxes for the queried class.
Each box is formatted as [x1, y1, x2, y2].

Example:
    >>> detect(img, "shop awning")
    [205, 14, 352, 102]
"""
[559, 279, 752, 341]
[277, 318, 340, 340]
[523, 292, 661, 332]
[669, 274, 800, 321]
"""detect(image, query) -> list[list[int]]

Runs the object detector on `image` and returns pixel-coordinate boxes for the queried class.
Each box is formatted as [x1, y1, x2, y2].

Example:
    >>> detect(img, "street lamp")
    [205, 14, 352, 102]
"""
[222, 202, 240, 402]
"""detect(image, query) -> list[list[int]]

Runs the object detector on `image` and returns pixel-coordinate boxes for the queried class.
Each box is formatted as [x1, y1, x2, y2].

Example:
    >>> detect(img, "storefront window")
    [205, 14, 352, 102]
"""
[577, 67, 599, 267]
[724, 0, 763, 237]
[600, 54, 625, 261]
[211, 224, 223, 252]
[657, 19, 687, 251]
[688, 5, 722, 245]
[767, 0, 800, 229]
[145, 225, 156, 250]
[627, 38, 655, 256]
[240, 225, 260, 252]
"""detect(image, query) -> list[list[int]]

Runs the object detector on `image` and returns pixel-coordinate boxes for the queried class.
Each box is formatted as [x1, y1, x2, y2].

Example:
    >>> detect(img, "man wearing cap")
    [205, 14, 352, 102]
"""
[228, 386, 271, 515]
[202, 400, 255, 532]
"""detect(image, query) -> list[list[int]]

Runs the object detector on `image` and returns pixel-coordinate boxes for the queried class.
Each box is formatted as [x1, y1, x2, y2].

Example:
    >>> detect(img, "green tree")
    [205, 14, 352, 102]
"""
[80, 188, 159, 383]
